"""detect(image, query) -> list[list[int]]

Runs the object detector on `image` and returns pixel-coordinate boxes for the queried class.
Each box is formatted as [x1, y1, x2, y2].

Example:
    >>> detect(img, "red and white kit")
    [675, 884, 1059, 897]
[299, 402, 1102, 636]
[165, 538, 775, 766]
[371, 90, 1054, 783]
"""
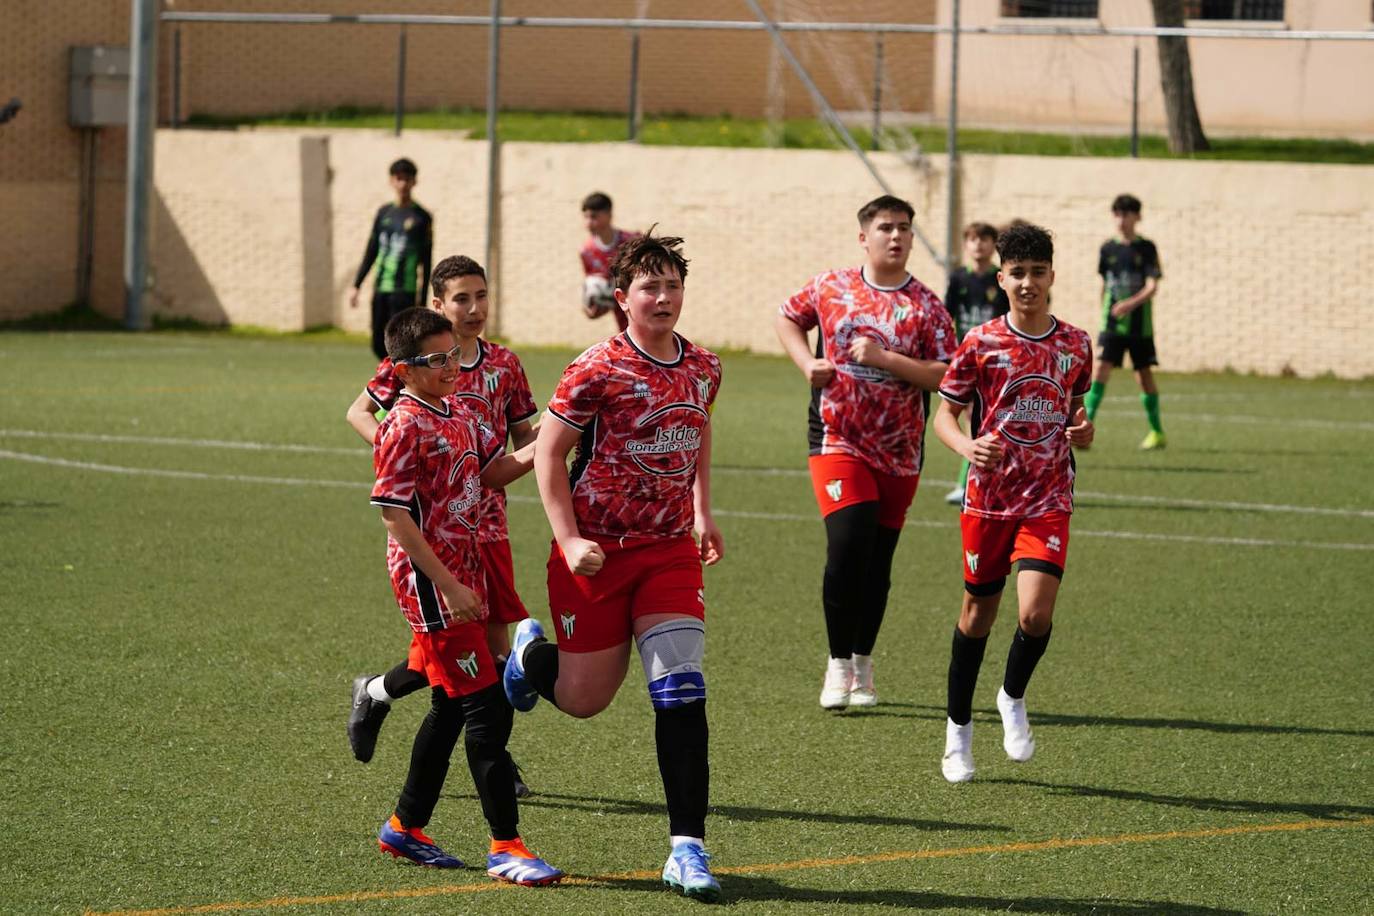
[780, 266, 956, 477]
[579, 229, 642, 280]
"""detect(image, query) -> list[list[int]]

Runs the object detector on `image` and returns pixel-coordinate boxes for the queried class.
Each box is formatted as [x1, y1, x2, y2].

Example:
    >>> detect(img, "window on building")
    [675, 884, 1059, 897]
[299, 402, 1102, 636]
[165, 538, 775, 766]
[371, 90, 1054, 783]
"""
[1184, 1, 1284, 20]
[999, 1, 1099, 18]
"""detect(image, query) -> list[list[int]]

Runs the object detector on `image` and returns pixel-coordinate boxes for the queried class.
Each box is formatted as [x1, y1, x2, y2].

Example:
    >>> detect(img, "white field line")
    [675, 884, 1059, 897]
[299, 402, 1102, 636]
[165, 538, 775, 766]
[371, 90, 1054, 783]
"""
[1093, 408, 1374, 432]
[3, 428, 1373, 520]
[1, 447, 1370, 554]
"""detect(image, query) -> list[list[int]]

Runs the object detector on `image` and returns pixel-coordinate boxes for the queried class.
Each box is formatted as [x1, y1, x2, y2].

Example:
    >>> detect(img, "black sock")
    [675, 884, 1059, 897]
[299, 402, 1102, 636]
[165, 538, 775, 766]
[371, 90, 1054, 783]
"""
[821, 503, 879, 659]
[655, 702, 709, 839]
[853, 525, 900, 656]
[523, 639, 560, 705]
[395, 687, 464, 829]
[1003, 625, 1052, 700]
[383, 661, 427, 699]
[462, 683, 518, 841]
[947, 627, 988, 726]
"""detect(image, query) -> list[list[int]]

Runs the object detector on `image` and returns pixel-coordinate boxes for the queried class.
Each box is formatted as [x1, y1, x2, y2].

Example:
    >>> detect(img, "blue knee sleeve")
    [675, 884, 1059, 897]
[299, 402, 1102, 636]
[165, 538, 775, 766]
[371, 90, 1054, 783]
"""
[636, 618, 706, 709]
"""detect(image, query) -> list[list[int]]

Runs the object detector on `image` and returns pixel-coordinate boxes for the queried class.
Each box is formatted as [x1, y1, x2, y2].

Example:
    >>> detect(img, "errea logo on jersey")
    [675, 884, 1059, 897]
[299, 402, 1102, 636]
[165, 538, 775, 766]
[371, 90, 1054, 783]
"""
[434, 435, 452, 454]
[456, 651, 479, 679]
[965, 550, 979, 574]
[560, 612, 576, 638]
[632, 380, 652, 398]
[825, 479, 843, 501]
[1046, 535, 1062, 552]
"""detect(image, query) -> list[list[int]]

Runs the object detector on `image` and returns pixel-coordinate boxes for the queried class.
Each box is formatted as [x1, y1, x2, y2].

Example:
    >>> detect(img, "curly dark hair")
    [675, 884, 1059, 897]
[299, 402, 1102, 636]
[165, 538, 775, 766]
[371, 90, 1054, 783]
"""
[995, 222, 1054, 264]
[610, 227, 689, 292]
[430, 255, 486, 299]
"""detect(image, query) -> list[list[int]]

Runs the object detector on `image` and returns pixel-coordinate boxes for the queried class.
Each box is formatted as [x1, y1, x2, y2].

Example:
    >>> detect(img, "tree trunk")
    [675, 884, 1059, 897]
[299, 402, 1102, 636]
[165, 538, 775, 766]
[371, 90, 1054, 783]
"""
[1151, 0, 1210, 153]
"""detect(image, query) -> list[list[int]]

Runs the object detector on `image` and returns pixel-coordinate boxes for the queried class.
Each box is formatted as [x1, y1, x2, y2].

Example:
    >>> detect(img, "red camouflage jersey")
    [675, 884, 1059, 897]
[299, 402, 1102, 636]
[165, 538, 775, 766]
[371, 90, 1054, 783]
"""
[370, 393, 501, 632]
[364, 341, 537, 543]
[938, 315, 1094, 520]
[579, 229, 641, 278]
[779, 266, 956, 476]
[547, 332, 722, 539]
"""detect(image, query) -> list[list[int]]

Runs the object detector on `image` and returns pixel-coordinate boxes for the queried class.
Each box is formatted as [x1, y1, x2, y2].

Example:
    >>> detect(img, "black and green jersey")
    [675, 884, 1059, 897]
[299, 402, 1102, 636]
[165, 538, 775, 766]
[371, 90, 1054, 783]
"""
[1098, 236, 1161, 338]
[943, 264, 1009, 340]
[354, 202, 434, 295]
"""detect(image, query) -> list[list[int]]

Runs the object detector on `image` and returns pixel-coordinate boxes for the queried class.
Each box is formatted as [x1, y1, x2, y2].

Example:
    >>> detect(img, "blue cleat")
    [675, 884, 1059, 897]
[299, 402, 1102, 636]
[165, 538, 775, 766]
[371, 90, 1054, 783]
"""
[377, 816, 464, 868]
[503, 618, 546, 712]
[486, 839, 564, 886]
[662, 842, 720, 902]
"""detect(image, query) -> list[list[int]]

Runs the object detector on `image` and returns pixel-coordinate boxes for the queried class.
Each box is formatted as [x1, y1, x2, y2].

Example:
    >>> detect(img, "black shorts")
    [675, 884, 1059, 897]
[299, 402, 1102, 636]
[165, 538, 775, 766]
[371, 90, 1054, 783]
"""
[1098, 333, 1158, 370]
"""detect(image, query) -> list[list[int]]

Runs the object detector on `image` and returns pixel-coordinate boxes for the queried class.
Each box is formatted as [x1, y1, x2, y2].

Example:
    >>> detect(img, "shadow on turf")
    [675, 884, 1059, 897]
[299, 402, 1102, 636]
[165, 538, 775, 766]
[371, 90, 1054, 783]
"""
[570, 872, 1245, 912]
[884, 703, 1374, 739]
[470, 791, 1008, 833]
[985, 777, 1374, 821]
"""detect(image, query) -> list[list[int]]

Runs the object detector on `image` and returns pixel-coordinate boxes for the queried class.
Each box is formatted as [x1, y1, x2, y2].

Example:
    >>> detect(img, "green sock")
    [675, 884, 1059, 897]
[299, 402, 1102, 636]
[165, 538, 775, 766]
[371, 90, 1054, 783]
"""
[1141, 392, 1162, 433]
[1085, 381, 1106, 421]
[958, 459, 970, 488]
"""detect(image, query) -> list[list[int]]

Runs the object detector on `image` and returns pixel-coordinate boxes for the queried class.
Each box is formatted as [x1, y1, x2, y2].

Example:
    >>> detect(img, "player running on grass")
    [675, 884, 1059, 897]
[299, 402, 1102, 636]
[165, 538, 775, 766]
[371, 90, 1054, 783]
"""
[345, 256, 538, 797]
[367, 307, 560, 884]
[503, 231, 726, 902]
[774, 194, 955, 710]
[932, 222, 1094, 783]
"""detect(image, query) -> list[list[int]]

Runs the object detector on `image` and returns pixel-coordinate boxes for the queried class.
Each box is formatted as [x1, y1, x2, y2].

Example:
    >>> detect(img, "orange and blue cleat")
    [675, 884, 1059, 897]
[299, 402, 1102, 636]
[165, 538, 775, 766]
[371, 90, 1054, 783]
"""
[486, 837, 564, 886]
[377, 815, 463, 868]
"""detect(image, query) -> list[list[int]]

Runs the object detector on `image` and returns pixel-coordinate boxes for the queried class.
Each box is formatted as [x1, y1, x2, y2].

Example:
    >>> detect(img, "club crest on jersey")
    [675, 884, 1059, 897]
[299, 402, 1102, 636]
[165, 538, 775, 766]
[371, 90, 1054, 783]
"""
[825, 479, 843, 501]
[560, 612, 576, 638]
[1046, 535, 1062, 552]
[965, 550, 979, 574]
[627, 402, 709, 476]
[456, 651, 479, 679]
[695, 376, 712, 403]
[1056, 352, 1074, 375]
[483, 368, 501, 393]
[891, 302, 910, 322]
[632, 380, 652, 398]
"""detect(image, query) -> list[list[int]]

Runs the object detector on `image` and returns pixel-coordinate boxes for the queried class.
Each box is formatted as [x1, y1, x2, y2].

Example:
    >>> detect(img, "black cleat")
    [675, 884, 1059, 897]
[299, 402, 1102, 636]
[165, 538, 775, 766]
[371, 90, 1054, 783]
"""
[348, 674, 391, 763]
[509, 753, 532, 799]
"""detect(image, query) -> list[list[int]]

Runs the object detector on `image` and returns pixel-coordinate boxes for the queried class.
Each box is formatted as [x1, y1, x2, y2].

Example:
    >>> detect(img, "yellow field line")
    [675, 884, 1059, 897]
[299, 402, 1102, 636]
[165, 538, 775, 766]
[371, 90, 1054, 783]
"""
[87, 815, 1374, 916]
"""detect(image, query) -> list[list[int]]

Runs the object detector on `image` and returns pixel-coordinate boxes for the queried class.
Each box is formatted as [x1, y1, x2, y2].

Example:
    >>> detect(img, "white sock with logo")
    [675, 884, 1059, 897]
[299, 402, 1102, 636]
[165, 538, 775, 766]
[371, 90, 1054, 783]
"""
[366, 676, 394, 704]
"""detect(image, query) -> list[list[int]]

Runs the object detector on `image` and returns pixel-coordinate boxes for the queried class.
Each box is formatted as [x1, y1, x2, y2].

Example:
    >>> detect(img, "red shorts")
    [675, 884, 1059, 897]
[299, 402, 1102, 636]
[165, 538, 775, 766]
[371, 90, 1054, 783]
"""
[406, 623, 498, 698]
[960, 511, 1071, 586]
[546, 534, 705, 653]
[481, 539, 529, 625]
[808, 453, 919, 529]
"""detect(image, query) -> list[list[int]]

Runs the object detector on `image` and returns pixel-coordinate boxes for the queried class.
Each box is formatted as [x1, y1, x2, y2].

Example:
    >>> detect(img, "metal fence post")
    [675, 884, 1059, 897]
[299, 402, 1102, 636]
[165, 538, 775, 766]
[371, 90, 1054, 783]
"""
[484, 0, 502, 334]
[627, 29, 641, 142]
[395, 26, 407, 137]
[945, 0, 961, 275]
[871, 32, 883, 151]
[1130, 41, 1140, 158]
[124, 0, 158, 330]
[171, 26, 181, 128]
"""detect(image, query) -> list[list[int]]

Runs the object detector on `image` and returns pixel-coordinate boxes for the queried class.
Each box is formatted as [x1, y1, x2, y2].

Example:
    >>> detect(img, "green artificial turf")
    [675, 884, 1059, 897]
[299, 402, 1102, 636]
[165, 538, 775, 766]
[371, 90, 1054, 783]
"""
[0, 330, 1370, 914]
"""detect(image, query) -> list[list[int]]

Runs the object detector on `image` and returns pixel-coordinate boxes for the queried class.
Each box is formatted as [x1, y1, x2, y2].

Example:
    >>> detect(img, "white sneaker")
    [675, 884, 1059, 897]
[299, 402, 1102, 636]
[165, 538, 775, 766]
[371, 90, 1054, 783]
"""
[944, 486, 965, 506]
[942, 718, 975, 783]
[819, 657, 853, 709]
[850, 654, 877, 707]
[997, 686, 1036, 762]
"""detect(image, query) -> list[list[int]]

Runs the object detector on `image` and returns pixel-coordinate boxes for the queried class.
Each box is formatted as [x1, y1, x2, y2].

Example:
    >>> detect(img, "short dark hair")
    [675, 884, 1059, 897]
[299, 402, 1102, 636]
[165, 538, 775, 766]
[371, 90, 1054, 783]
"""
[581, 191, 613, 213]
[389, 157, 418, 178]
[610, 227, 689, 292]
[384, 307, 452, 362]
[430, 255, 486, 299]
[857, 195, 915, 227]
[996, 222, 1054, 264]
[963, 221, 997, 241]
[1111, 193, 1142, 214]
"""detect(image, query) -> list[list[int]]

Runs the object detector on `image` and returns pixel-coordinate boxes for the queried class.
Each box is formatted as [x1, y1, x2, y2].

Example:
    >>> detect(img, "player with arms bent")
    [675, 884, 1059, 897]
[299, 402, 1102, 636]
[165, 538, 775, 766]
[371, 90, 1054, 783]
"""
[774, 195, 955, 709]
[579, 191, 641, 331]
[504, 231, 726, 902]
[933, 222, 1094, 783]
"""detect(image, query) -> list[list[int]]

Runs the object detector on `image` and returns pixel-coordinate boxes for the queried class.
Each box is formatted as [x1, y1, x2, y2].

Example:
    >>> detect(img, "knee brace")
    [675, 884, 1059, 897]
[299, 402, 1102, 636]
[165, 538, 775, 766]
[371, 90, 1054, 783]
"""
[636, 618, 706, 709]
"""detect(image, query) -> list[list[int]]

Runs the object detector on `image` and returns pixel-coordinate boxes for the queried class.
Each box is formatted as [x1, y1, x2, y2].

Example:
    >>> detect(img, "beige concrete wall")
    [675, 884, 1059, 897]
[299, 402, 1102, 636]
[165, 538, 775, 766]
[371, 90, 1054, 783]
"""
[933, 0, 1374, 139]
[145, 128, 1373, 378]
[168, 0, 935, 122]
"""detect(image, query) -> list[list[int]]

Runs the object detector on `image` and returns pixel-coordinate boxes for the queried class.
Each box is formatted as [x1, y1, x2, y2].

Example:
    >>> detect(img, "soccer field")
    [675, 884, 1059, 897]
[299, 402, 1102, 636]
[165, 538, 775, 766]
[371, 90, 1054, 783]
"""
[2, 331, 1371, 915]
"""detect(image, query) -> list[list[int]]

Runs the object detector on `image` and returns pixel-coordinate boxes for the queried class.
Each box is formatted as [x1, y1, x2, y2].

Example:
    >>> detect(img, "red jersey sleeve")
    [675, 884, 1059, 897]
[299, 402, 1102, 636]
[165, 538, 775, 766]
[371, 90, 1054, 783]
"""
[507, 359, 538, 425]
[1071, 330, 1094, 397]
[938, 338, 979, 406]
[365, 358, 401, 412]
[779, 275, 821, 332]
[547, 352, 608, 431]
[922, 297, 958, 362]
[475, 417, 502, 470]
[370, 413, 419, 508]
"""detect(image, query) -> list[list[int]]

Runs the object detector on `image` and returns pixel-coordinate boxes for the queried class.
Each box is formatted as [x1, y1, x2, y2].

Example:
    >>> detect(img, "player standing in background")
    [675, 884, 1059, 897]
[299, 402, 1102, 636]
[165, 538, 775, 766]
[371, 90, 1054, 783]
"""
[933, 222, 1094, 783]
[1083, 193, 1166, 450]
[942, 221, 1010, 505]
[367, 307, 559, 884]
[345, 256, 538, 798]
[503, 232, 726, 902]
[774, 195, 955, 711]
[349, 158, 434, 360]
[579, 191, 641, 332]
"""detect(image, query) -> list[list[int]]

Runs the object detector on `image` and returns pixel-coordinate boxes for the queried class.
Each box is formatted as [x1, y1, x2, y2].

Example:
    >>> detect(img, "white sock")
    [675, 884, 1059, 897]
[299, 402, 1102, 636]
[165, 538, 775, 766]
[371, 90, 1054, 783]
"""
[366, 676, 394, 704]
[670, 835, 704, 850]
